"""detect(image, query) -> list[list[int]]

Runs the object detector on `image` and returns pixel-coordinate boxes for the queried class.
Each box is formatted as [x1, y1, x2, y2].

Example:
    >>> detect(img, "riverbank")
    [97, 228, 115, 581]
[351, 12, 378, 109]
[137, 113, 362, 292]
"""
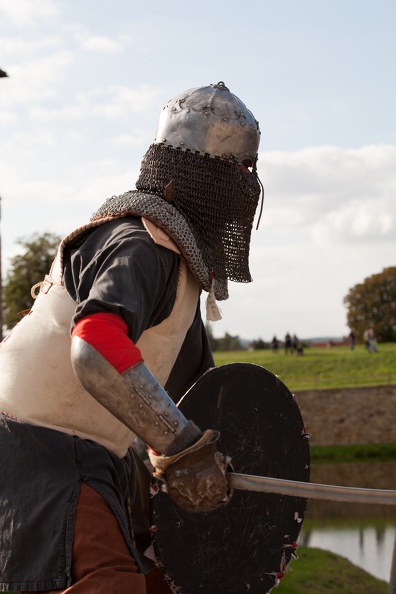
[278, 546, 389, 593]
[310, 442, 396, 462]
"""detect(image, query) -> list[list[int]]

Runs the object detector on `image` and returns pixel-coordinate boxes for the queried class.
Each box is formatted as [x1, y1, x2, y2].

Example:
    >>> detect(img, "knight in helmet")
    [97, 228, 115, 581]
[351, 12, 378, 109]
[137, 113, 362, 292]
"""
[0, 82, 262, 593]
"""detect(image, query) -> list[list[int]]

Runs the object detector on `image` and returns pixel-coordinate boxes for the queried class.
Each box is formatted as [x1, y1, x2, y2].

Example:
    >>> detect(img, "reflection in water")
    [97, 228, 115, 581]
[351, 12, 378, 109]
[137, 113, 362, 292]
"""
[301, 525, 395, 582]
[300, 461, 396, 582]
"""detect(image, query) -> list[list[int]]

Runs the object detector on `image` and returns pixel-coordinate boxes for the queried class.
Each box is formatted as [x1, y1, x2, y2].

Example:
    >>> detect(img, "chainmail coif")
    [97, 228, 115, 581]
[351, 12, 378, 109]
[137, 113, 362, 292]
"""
[91, 144, 261, 301]
[135, 144, 261, 284]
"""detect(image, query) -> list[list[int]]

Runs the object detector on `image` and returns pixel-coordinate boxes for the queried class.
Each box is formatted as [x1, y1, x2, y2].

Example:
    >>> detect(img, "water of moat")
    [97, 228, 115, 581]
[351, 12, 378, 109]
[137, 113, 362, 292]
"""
[299, 460, 396, 583]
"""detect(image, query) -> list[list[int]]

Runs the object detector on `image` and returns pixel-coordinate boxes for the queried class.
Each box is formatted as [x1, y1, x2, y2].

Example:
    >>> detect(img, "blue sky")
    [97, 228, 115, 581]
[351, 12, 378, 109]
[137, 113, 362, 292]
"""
[1, 0, 395, 341]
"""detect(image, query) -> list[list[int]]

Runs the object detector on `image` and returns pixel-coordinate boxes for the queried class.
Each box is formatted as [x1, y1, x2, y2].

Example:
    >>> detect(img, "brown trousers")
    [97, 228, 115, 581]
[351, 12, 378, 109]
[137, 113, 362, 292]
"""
[21, 483, 173, 594]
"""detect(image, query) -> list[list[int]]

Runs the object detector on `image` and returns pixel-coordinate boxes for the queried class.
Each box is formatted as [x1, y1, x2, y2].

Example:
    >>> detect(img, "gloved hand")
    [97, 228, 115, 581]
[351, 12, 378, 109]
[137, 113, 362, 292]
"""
[149, 429, 233, 513]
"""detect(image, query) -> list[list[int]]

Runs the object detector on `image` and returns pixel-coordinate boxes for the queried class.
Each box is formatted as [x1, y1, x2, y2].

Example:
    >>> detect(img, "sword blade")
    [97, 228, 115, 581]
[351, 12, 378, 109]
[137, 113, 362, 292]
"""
[228, 472, 396, 506]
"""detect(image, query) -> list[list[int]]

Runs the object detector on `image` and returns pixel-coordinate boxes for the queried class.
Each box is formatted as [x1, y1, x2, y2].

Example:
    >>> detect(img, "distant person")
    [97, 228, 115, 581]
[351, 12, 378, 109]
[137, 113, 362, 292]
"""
[348, 330, 355, 351]
[284, 332, 292, 354]
[271, 335, 279, 354]
[367, 328, 378, 353]
[295, 339, 304, 356]
[363, 328, 370, 350]
[291, 334, 299, 354]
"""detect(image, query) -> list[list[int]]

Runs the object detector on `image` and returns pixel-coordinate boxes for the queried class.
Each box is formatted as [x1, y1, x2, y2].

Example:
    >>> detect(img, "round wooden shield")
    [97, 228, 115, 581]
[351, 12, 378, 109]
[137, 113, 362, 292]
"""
[150, 363, 310, 593]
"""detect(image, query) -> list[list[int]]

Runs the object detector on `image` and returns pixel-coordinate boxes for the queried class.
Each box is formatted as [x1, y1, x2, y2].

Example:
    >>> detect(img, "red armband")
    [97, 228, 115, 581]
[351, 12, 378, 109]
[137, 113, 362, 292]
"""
[71, 313, 143, 373]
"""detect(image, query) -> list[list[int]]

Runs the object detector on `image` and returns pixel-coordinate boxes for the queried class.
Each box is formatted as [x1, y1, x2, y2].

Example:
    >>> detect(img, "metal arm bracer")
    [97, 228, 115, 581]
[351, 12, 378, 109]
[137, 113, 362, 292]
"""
[71, 336, 189, 453]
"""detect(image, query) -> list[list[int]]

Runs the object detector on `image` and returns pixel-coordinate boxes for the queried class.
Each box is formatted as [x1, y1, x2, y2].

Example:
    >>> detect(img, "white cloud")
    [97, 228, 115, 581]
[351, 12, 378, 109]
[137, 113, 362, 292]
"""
[2, 52, 75, 107]
[312, 200, 394, 245]
[1, 35, 63, 55]
[29, 84, 162, 122]
[64, 23, 135, 54]
[0, 110, 18, 125]
[110, 132, 150, 147]
[0, 0, 61, 27]
[259, 144, 396, 244]
[30, 104, 85, 122]
[88, 85, 162, 115]
[81, 36, 123, 54]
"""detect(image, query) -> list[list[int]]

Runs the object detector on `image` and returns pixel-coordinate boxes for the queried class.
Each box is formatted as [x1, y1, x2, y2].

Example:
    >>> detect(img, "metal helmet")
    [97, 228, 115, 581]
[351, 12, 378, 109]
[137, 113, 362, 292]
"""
[154, 81, 260, 167]
[133, 81, 263, 292]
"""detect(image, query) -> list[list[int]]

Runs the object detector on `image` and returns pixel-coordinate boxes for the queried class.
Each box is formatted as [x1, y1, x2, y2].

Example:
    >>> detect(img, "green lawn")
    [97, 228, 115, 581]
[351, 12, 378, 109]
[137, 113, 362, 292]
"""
[277, 546, 389, 593]
[213, 342, 396, 391]
[310, 442, 396, 463]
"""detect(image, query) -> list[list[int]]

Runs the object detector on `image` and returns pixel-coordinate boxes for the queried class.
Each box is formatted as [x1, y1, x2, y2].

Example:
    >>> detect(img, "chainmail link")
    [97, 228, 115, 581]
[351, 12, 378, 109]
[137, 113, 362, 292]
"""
[135, 144, 261, 284]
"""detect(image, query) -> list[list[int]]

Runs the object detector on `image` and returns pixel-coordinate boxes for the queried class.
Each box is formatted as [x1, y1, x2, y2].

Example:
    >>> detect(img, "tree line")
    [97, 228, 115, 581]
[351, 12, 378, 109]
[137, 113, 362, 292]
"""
[344, 266, 396, 343]
[3, 233, 396, 345]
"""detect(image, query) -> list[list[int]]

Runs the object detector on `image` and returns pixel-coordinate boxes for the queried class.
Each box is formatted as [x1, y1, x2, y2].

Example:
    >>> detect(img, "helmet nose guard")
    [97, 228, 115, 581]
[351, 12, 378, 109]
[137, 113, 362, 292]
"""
[154, 81, 260, 166]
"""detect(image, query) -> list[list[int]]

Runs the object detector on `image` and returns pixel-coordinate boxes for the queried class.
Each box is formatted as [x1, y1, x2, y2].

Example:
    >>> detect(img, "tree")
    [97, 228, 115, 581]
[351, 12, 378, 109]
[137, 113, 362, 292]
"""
[343, 266, 396, 343]
[252, 338, 267, 350]
[4, 232, 61, 330]
[216, 332, 241, 351]
[205, 322, 220, 351]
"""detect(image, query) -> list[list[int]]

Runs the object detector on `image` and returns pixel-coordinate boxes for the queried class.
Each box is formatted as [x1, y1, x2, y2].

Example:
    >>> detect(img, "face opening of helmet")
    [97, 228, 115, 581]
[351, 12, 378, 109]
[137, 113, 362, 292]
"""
[239, 158, 256, 173]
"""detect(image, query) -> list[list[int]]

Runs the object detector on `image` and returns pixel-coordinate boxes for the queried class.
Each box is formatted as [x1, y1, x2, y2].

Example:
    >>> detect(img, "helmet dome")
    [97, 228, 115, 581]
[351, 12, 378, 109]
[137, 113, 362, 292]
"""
[154, 81, 260, 167]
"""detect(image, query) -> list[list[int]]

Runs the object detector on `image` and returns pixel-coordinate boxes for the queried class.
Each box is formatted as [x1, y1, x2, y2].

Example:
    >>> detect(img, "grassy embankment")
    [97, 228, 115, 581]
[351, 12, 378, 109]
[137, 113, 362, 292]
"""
[214, 342, 396, 462]
[277, 546, 389, 593]
[213, 342, 396, 391]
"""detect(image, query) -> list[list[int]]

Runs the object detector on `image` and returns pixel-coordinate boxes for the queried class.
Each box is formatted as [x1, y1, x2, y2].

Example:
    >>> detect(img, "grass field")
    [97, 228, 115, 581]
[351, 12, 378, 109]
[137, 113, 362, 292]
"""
[213, 342, 396, 391]
[277, 546, 389, 593]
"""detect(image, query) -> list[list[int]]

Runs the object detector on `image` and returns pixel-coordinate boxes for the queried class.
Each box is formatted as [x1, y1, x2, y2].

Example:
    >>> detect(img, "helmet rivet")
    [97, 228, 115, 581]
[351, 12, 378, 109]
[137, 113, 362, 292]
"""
[204, 111, 209, 116]
[186, 108, 190, 113]
[180, 141, 184, 145]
